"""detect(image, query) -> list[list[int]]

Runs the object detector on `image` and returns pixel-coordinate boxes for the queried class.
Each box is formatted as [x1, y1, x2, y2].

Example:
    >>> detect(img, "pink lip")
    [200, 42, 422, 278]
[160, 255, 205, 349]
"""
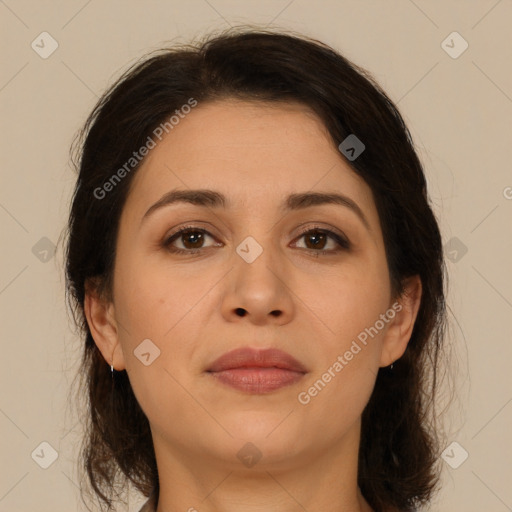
[206, 347, 307, 394]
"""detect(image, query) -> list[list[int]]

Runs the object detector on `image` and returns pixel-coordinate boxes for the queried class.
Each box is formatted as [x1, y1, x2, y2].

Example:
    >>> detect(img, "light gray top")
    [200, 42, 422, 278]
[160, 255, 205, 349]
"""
[138, 493, 156, 512]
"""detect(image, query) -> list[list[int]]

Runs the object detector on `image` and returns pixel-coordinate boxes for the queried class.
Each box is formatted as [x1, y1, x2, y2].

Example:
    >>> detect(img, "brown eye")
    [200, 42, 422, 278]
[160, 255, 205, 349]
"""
[303, 231, 328, 250]
[293, 227, 350, 254]
[163, 227, 220, 254]
[178, 230, 205, 249]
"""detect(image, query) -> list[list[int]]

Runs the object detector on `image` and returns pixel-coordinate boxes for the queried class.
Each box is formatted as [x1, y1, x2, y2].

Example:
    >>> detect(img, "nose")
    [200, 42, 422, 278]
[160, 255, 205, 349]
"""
[220, 241, 295, 326]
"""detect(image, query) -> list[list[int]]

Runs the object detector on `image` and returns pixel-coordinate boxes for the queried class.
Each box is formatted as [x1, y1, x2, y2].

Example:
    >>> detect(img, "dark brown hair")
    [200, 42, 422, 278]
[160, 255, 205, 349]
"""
[64, 27, 448, 512]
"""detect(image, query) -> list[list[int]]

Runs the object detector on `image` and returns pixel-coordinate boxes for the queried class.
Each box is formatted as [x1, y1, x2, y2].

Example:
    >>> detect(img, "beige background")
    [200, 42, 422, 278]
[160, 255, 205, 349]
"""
[1, 1, 511, 511]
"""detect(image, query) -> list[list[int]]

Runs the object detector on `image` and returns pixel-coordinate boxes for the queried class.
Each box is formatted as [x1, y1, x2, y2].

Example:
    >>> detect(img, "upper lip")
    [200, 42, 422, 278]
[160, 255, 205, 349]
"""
[206, 347, 308, 373]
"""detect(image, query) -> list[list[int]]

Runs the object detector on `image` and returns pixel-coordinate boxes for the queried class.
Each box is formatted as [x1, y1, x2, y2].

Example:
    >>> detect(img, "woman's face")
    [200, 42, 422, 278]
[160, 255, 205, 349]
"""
[88, 99, 417, 473]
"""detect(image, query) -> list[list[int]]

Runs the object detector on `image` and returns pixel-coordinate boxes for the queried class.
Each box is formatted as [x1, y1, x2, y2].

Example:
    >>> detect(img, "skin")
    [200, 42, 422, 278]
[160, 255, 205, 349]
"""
[85, 99, 421, 512]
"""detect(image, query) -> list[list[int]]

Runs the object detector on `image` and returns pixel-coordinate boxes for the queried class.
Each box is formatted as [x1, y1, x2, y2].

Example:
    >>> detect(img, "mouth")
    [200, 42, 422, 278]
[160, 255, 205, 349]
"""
[205, 347, 307, 394]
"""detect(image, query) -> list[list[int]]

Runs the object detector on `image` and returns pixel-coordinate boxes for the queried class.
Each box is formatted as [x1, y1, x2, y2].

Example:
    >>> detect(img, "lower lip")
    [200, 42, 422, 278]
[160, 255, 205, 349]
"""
[207, 367, 305, 393]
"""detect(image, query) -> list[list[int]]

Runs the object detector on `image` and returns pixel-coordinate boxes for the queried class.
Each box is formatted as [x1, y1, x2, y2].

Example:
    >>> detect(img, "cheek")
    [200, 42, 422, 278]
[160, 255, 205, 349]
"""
[114, 256, 214, 379]
[306, 261, 390, 341]
[113, 250, 197, 336]
[297, 321, 384, 425]
[296, 262, 389, 409]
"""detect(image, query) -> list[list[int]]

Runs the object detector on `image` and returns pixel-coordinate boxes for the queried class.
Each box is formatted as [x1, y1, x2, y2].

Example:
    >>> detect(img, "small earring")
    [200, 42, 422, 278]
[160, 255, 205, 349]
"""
[110, 359, 114, 378]
[390, 362, 394, 370]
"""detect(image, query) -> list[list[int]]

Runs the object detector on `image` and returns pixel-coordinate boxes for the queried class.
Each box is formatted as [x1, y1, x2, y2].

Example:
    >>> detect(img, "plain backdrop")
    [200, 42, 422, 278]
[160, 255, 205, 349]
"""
[1, 1, 511, 511]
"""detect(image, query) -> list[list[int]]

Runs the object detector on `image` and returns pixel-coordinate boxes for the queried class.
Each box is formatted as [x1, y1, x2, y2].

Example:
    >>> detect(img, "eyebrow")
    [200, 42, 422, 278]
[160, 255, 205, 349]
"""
[141, 189, 371, 231]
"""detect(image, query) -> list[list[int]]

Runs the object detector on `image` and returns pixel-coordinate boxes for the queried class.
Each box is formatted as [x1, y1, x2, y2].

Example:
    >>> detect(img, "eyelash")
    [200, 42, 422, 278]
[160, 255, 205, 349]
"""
[162, 224, 351, 257]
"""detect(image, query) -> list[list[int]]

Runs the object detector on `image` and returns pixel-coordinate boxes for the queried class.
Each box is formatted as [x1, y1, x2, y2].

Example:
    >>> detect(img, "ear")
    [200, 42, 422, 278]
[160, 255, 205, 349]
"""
[83, 278, 126, 371]
[379, 275, 422, 367]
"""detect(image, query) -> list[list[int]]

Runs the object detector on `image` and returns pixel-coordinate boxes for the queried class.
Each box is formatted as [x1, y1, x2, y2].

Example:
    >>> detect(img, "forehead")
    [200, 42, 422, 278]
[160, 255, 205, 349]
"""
[123, 99, 377, 223]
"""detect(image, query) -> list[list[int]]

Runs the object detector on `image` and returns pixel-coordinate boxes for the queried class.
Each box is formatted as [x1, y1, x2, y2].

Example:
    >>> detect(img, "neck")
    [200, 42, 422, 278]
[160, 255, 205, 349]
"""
[153, 420, 374, 512]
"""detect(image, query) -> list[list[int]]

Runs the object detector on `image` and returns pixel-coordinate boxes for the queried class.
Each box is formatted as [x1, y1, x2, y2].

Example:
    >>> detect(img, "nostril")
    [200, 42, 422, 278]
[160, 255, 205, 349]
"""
[235, 308, 246, 316]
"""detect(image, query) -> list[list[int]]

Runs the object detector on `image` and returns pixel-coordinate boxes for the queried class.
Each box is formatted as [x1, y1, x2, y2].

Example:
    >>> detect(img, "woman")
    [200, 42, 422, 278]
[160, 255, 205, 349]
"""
[65, 28, 447, 512]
